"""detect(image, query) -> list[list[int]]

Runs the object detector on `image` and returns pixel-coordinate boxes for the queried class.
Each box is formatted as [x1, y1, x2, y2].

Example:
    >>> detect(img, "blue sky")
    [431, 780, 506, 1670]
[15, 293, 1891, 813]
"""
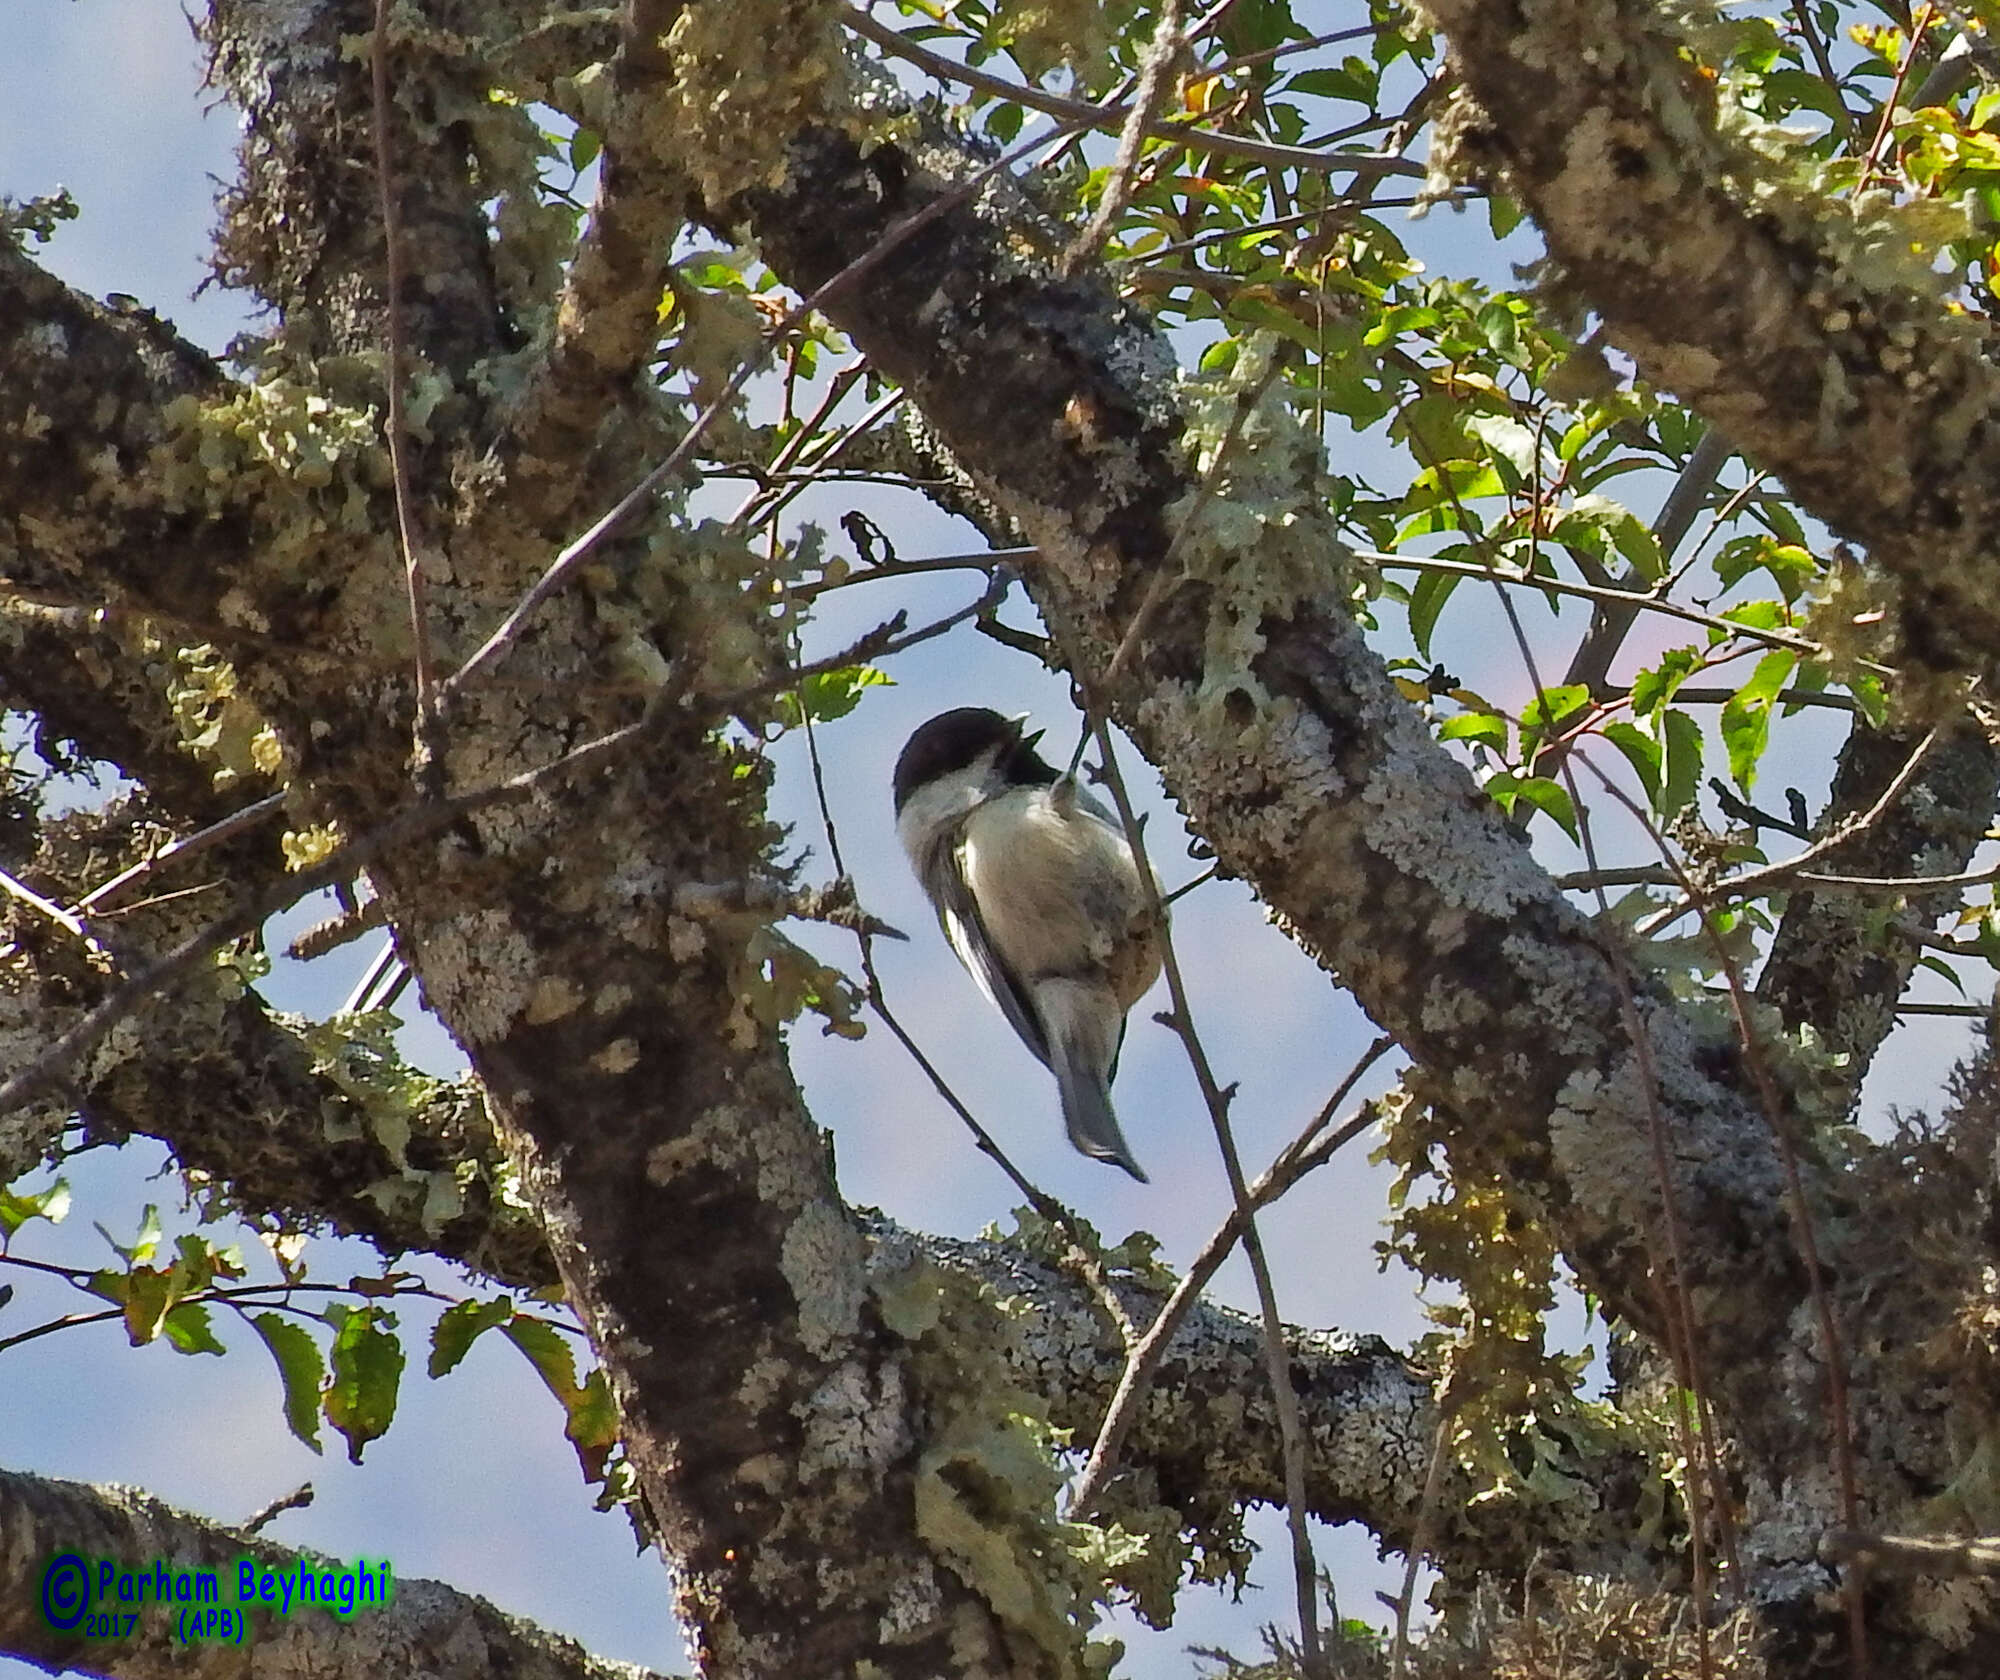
[2, 4, 1984, 1677]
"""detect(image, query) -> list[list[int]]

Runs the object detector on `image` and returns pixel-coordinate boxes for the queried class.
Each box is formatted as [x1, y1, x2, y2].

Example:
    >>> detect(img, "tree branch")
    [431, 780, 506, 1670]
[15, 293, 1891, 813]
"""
[0, 1463, 671, 1680]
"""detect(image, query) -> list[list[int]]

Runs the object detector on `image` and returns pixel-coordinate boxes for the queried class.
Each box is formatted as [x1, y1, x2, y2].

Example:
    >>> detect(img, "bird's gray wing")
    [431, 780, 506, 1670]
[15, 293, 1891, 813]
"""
[924, 840, 1051, 1069]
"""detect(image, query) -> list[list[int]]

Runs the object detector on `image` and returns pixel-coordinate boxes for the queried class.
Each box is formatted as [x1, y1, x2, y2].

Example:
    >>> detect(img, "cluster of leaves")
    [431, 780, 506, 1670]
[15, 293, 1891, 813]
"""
[0, 1181, 623, 1501]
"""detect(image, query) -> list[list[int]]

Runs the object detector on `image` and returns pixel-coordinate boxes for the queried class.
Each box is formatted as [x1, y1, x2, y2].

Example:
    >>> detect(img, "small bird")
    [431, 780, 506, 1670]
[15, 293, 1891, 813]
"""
[893, 707, 1162, 1180]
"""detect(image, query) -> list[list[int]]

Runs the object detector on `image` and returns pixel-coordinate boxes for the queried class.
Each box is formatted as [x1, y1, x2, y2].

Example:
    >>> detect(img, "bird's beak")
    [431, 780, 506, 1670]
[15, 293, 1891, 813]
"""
[1007, 712, 1045, 750]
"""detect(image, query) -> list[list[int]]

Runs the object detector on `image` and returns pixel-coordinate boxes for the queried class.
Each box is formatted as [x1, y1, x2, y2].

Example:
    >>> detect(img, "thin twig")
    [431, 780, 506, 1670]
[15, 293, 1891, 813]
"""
[1362, 549, 1873, 669]
[791, 549, 1028, 602]
[841, 7, 1422, 179]
[370, 0, 436, 721]
[1637, 716, 1954, 934]
[1084, 715, 1325, 1677]
[1576, 752, 1866, 1673]
[1388, 1389, 1455, 1680]
[1422, 417, 1738, 1648]
[443, 116, 1087, 699]
[238, 1484, 315, 1537]
[787, 608, 1139, 1345]
[1792, 0, 1857, 140]
[76, 792, 288, 912]
[0, 581, 1004, 1119]
[1069, 1040, 1393, 1510]
[0, 867, 114, 959]
[1064, 0, 1186, 271]
[1858, 2, 1935, 190]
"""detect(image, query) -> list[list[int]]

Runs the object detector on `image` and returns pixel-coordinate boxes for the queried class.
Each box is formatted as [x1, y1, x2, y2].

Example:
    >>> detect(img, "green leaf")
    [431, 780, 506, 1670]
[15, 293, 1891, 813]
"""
[775, 665, 893, 730]
[1519, 684, 1590, 737]
[162, 1302, 227, 1357]
[1719, 648, 1798, 791]
[429, 1296, 514, 1379]
[1848, 670, 1889, 728]
[1630, 647, 1699, 717]
[1601, 720, 1663, 803]
[1556, 494, 1662, 582]
[500, 1317, 620, 1483]
[324, 1304, 404, 1465]
[567, 127, 602, 173]
[1916, 953, 1968, 994]
[565, 1369, 622, 1483]
[0, 1178, 69, 1237]
[1482, 772, 1579, 838]
[251, 1312, 325, 1453]
[1714, 535, 1817, 603]
[1661, 708, 1703, 816]
[120, 1267, 176, 1346]
[503, 1313, 582, 1406]
[1511, 776, 1579, 840]
[1464, 412, 1537, 481]
[1439, 712, 1509, 751]
[1476, 299, 1521, 361]
[95, 1204, 162, 1265]
[1406, 566, 1460, 658]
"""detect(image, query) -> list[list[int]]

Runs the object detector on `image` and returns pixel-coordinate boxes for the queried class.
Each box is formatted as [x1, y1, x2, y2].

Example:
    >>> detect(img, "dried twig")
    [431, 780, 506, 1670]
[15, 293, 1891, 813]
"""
[1084, 715, 1326, 1678]
[76, 792, 287, 913]
[1069, 1040, 1392, 1511]
[442, 117, 1087, 700]
[369, 0, 437, 724]
[1064, 0, 1186, 271]
[841, 7, 1422, 180]
[0, 580, 1003, 1118]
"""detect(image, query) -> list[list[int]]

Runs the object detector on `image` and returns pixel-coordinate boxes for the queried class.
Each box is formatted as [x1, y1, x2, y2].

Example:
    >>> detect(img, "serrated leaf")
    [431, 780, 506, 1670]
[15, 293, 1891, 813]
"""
[775, 665, 893, 730]
[1465, 412, 1537, 480]
[429, 1296, 514, 1379]
[1601, 720, 1663, 802]
[1848, 671, 1889, 728]
[251, 1312, 325, 1452]
[1407, 566, 1460, 658]
[1439, 712, 1509, 750]
[162, 1302, 227, 1357]
[1661, 709, 1703, 816]
[565, 1369, 622, 1484]
[324, 1305, 403, 1465]
[1720, 649, 1797, 791]
[1511, 776, 1579, 839]
[1519, 684, 1590, 736]
[0, 1178, 70, 1238]
[121, 1267, 176, 1346]
[1559, 495, 1662, 582]
[1630, 647, 1699, 717]
[503, 1314, 582, 1406]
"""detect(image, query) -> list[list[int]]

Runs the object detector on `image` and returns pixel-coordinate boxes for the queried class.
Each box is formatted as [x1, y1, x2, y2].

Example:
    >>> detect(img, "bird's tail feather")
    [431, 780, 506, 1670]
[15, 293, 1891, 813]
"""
[1055, 1060, 1148, 1182]
[1040, 978, 1148, 1181]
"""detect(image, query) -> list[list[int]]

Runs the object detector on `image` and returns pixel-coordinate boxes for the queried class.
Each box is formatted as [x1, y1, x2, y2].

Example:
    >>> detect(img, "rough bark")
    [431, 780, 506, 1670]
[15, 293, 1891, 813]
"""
[1759, 723, 2000, 1092]
[6, 0, 2000, 1674]
[1422, 0, 2000, 673]
[0, 1464, 670, 1680]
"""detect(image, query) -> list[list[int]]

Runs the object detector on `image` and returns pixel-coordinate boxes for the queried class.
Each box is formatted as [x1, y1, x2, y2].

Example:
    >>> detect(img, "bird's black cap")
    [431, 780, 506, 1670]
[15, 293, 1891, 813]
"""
[893, 707, 1059, 812]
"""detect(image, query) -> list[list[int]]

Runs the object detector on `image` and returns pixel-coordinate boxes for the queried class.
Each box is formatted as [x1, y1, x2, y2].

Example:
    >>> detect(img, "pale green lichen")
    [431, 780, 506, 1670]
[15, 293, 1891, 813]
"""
[658, 0, 849, 205]
[166, 644, 285, 791]
[868, 1236, 1129, 1674]
[780, 1199, 866, 1358]
[1158, 334, 1358, 738]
